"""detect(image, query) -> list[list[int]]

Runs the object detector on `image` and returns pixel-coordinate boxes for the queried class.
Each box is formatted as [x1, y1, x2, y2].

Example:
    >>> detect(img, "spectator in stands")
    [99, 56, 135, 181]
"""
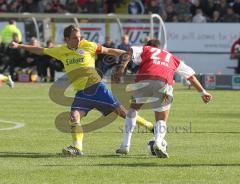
[128, 0, 145, 15]
[192, 8, 207, 22]
[6, 33, 24, 80]
[174, 0, 191, 22]
[65, 0, 80, 13]
[78, 0, 87, 7]
[0, 20, 22, 44]
[117, 34, 137, 73]
[85, 0, 99, 13]
[117, 34, 131, 51]
[0, 46, 9, 73]
[21, 0, 39, 12]
[210, 10, 221, 22]
[43, 2, 53, 13]
[21, 37, 39, 72]
[190, 0, 202, 16]
[8, 0, 22, 13]
[202, 0, 216, 18]
[162, 0, 175, 10]
[215, 0, 228, 17]
[96, 36, 116, 76]
[40, 39, 60, 82]
[0, 37, 5, 70]
[172, 15, 179, 22]
[221, 6, 239, 22]
[162, 0, 176, 21]
[232, 0, 240, 15]
[0, 21, 22, 73]
[146, 0, 164, 15]
[165, 4, 177, 22]
[104, 0, 117, 13]
[0, 0, 7, 12]
[46, 0, 65, 13]
[230, 37, 240, 74]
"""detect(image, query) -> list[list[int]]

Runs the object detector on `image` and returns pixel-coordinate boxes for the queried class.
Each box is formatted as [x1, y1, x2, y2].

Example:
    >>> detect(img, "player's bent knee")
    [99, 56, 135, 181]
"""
[115, 106, 127, 118]
[127, 108, 137, 119]
[70, 111, 80, 123]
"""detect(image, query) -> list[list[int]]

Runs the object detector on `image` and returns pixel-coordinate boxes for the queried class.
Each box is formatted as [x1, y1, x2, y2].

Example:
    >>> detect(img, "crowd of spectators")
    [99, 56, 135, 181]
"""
[0, 36, 64, 82]
[0, 1, 239, 81]
[131, 0, 240, 22]
[0, 20, 63, 82]
[0, 0, 239, 22]
[0, 0, 122, 14]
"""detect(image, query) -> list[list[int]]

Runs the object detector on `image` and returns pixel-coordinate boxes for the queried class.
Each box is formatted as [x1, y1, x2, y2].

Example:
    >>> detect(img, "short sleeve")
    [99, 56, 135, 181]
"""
[83, 40, 98, 55]
[176, 61, 195, 79]
[131, 46, 143, 65]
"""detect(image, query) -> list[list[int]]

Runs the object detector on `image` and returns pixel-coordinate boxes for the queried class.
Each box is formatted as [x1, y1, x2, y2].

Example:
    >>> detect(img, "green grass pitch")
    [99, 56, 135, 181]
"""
[0, 83, 239, 184]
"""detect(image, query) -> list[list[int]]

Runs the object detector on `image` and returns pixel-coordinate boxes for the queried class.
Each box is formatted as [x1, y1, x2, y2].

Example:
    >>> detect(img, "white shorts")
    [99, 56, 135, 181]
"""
[129, 80, 173, 112]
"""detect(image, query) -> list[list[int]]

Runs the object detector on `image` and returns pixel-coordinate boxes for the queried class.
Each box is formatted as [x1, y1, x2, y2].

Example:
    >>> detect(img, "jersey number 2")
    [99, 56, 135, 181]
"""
[150, 48, 171, 65]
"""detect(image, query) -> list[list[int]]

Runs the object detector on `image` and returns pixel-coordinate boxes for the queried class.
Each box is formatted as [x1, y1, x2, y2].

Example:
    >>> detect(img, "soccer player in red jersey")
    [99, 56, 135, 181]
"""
[114, 39, 212, 158]
[230, 37, 240, 74]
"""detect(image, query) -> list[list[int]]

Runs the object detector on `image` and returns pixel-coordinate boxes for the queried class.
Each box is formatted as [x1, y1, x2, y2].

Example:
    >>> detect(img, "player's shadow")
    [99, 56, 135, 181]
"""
[42, 162, 240, 168]
[191, 131, 240, 134]
[0, 152, 62, 158]
[198, 112, 240, 119]
[95, 163, 240, 168]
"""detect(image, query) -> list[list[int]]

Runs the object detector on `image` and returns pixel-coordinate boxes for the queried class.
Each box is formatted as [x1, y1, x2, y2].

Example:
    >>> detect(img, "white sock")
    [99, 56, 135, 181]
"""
[154, 120, 167, 146]
[122, 109, 137, 147]
[72, 141, 82, 150]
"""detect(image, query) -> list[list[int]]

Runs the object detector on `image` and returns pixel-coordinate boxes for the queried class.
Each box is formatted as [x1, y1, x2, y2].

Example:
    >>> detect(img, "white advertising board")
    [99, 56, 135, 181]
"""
[110, 23, 240, 52]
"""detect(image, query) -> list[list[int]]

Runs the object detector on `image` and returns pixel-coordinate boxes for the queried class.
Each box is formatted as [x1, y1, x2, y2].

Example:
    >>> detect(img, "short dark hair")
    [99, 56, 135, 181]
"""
[9, 20, 16, 25]
[63, 25, 80, 39]
[145, 39, 161, 48]
[46, 39, 54, 45]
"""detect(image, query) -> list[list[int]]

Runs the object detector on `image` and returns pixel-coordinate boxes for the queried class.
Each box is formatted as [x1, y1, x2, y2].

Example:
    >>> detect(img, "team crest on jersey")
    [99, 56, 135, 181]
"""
[77, 49, 85, 55]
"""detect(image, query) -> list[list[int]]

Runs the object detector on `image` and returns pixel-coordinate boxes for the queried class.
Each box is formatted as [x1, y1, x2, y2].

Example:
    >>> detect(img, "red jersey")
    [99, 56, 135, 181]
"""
[134, 46, 181, 85]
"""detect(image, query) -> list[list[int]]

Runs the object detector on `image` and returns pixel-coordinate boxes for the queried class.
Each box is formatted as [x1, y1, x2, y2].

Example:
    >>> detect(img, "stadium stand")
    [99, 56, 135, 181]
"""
[0, 0, 239, 22]
[0, 0, 239, 82]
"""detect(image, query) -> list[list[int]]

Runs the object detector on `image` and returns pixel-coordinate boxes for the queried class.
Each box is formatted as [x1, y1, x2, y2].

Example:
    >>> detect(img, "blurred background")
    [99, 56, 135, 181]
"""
[0, 0, 239, 89]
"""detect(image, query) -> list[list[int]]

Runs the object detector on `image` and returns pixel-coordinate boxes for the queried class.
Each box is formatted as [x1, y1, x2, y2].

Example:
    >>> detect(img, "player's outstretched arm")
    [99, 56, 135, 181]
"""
[9, 42, 44, 55]
[188, 75, 212, 104]
[101, 47, 126, 57]
[112, 48, 133, 82]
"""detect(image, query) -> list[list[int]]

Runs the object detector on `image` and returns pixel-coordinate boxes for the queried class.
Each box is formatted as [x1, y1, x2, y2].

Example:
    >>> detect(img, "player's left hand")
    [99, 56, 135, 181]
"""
[111, 66, 124, 83]
[111, 72, 122, 83]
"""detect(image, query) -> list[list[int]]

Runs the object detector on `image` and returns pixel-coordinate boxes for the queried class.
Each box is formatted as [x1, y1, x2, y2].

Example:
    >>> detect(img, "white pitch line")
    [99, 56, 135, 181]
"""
[0, 119, 25, 131]
[0, 97, 49, 100]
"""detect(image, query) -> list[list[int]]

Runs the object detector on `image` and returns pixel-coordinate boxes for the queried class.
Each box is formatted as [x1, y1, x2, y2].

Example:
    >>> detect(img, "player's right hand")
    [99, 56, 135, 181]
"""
[9, 42, 19, 49]
[201, 92, 212, 104]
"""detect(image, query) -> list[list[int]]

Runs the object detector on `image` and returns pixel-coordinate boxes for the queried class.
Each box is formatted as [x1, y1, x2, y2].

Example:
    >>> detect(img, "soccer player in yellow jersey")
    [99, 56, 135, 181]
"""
[0, 74, 14, 88]
[10, 25, 154, 156]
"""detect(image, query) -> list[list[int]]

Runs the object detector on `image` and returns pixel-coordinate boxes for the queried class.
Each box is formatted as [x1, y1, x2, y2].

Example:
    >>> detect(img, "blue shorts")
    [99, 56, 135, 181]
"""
[71, 82, 121, 116]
